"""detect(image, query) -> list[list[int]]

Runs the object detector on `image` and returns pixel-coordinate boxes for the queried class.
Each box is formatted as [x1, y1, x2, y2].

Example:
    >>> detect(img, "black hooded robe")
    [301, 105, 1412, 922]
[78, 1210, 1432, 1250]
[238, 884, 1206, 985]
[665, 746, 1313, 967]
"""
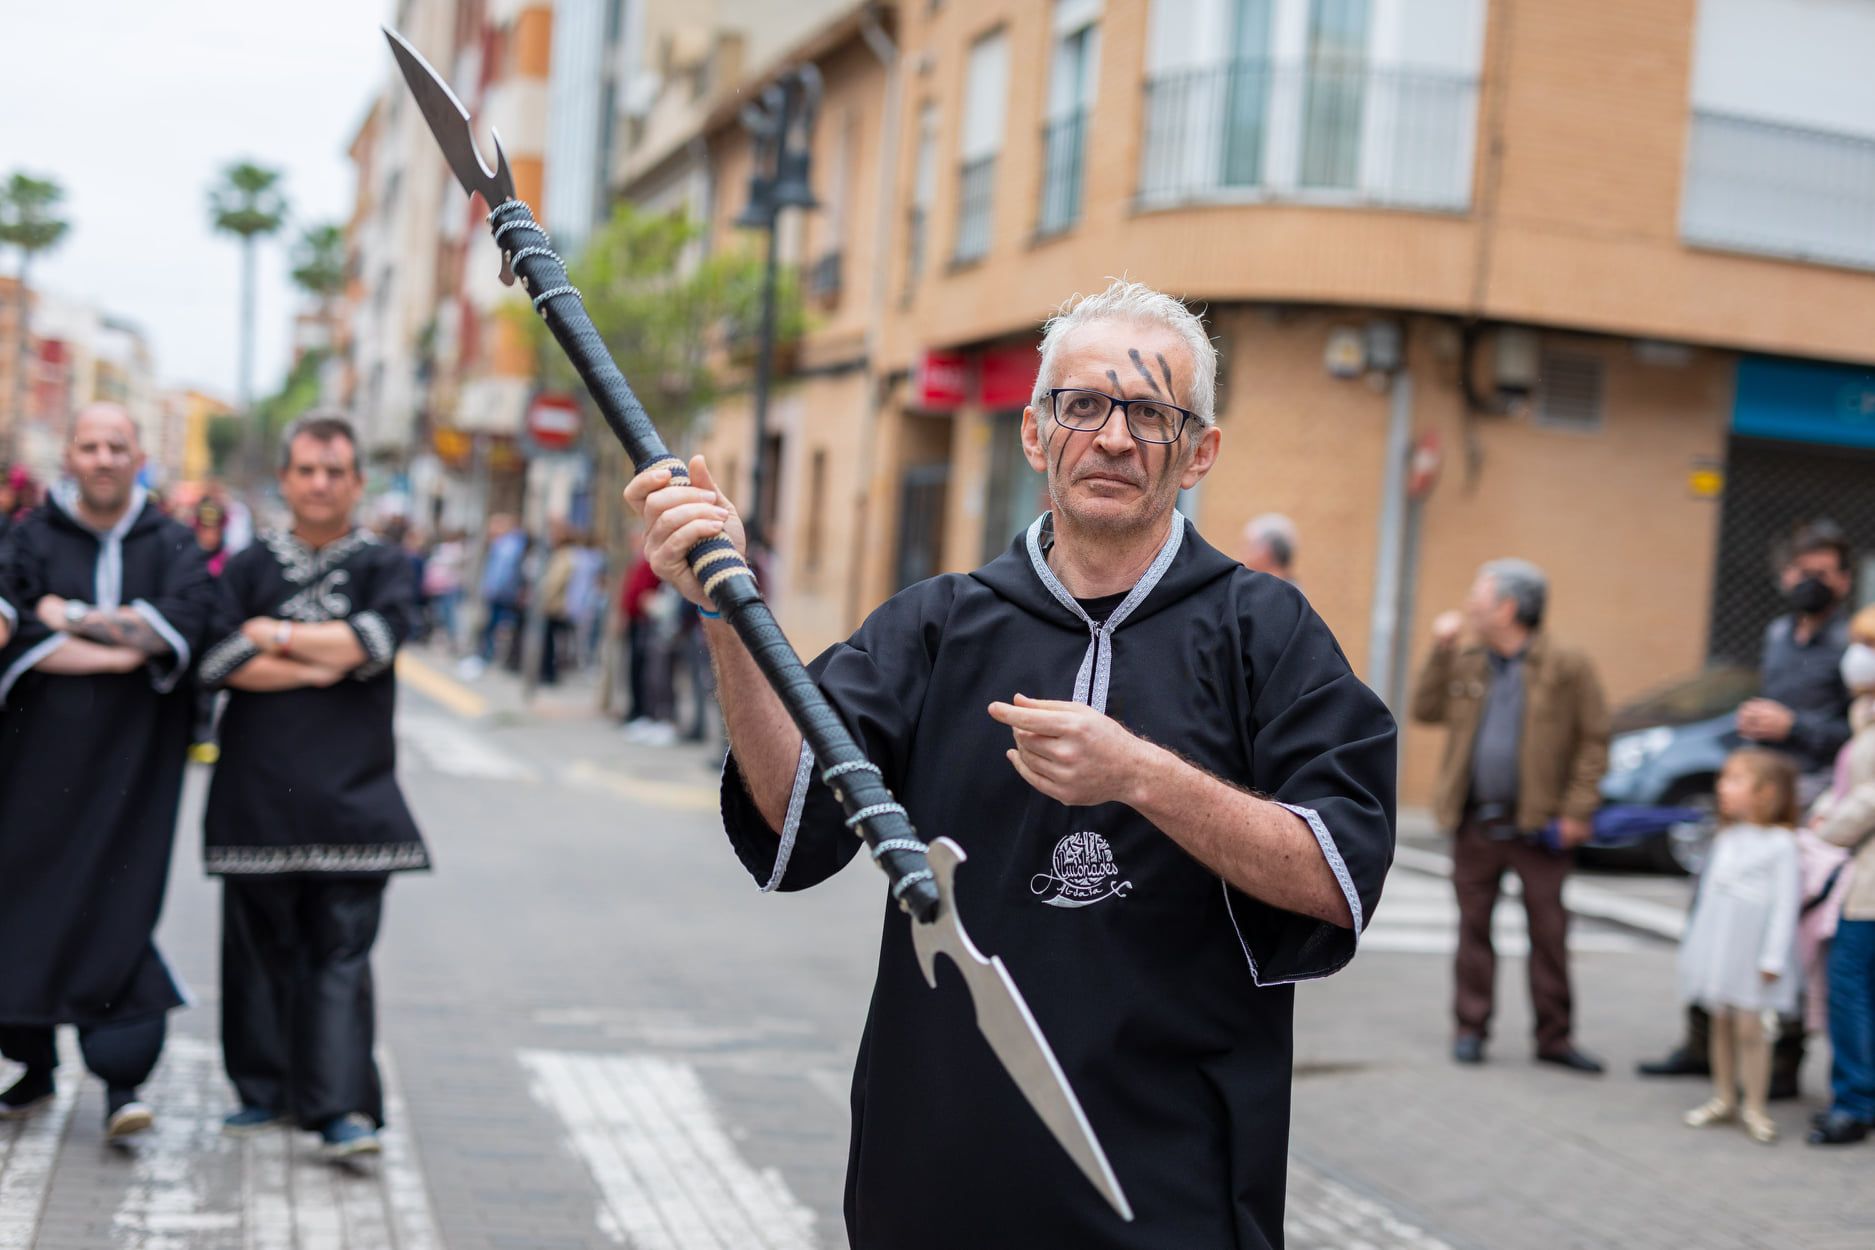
[721, 514, 1396, 1250]
[0, 491, 216, 1027]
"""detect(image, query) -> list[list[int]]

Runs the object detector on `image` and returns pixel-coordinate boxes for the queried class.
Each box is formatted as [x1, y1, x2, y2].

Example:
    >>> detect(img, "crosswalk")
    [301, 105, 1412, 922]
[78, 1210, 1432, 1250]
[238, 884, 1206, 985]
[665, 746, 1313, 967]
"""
[1362, 868, 1652, 956]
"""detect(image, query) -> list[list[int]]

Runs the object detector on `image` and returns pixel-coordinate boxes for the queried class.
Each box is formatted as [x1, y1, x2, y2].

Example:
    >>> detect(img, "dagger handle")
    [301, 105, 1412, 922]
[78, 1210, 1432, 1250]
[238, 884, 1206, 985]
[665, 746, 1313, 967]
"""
[486, 201, 941, 922]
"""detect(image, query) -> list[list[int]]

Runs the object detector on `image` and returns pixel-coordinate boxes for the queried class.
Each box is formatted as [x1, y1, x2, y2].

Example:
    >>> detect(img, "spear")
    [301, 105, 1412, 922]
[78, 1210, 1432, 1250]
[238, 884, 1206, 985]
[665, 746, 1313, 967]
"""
[382, 27, 1131, 1222]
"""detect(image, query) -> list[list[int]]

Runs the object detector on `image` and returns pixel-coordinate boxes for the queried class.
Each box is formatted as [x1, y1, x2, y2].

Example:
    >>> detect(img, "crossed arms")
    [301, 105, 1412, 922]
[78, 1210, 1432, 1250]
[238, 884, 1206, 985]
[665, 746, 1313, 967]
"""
[221, 617, 366, 691]
[33, 594, 173, 675]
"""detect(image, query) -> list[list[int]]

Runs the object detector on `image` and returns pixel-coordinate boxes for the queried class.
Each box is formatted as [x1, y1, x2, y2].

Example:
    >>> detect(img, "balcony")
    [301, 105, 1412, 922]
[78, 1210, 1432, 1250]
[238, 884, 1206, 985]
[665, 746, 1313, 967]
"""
[1037, 110, 1089, 238]
[952, 155, 997, 266]
[1138, 59, 1478, 213]
[1681, 110, 1875, 272]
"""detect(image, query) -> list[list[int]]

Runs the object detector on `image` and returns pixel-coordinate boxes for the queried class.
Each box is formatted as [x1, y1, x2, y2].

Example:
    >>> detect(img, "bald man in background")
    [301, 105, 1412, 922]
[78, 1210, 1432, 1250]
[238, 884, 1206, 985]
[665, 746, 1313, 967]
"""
[0, 405, 216, 1139]
[1241, 513, 1299, 583]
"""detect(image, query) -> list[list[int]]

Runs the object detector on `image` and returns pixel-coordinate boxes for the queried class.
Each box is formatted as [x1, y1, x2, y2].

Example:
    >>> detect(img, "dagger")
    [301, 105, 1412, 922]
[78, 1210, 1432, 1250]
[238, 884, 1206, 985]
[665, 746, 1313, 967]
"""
[381, 26, 1131, 1222]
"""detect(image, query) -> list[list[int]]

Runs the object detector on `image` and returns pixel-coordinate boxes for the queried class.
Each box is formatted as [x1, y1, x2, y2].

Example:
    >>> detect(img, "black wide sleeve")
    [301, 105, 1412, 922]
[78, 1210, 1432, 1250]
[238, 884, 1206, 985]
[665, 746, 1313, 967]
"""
[720, 579, 951, 893]
[348, 544, 419, 680]
[131, 527, 218, 693]
[0, 520, 64, 706]
[197, 549, 264, 689]
[1230, 579, 1397, 984]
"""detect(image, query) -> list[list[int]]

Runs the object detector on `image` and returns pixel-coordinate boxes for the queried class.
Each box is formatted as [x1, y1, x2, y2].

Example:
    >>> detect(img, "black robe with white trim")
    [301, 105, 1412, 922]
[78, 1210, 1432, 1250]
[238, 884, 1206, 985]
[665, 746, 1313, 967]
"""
[0, 490, 216, 1026]
[199, 529, 429, 876]
[721, 514, 1396, 1250]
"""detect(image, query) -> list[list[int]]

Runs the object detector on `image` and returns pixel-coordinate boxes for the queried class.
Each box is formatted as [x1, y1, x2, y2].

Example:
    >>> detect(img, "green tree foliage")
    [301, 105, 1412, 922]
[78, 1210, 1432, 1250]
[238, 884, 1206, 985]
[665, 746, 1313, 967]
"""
[209, 348, 327, 477]
[503, 204, 802, 440]
[207, 162, 288, 243]
[0, 173, 70, 268]
[289, 223, 347, 309]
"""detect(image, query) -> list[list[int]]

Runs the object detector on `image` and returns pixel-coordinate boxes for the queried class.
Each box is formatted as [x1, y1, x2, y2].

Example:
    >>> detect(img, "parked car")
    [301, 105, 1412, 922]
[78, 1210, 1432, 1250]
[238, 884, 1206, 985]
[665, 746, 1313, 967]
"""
[1584, 665, 1760, 873]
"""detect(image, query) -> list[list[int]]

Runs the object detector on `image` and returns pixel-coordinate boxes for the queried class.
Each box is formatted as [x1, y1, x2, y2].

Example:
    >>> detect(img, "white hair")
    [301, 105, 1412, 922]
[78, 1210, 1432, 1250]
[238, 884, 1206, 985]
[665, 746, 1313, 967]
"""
[1245, 513, 1298, 566]
[1479, 558, 1548, 628]
[1031, 279, 1218, 426]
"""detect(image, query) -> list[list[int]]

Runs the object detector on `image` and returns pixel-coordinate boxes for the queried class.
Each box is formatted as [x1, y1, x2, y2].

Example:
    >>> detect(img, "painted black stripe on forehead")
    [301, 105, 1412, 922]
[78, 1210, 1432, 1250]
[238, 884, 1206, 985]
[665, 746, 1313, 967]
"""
[1128, 348, 1164, 397]
[1106, 368, 1122, 394]
[1156, 352, 1176, 401]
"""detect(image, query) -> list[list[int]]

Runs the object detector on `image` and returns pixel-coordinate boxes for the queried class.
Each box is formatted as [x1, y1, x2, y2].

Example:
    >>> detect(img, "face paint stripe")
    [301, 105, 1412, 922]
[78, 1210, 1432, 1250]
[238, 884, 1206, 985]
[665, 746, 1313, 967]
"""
[1156, 352, 1175, 401]
[1128, 348, 1164, 398]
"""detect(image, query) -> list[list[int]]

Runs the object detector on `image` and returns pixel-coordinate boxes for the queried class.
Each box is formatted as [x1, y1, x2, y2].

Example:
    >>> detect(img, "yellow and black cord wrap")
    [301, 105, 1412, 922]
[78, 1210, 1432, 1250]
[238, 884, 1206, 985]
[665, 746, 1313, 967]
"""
[483, 196, 940, 922]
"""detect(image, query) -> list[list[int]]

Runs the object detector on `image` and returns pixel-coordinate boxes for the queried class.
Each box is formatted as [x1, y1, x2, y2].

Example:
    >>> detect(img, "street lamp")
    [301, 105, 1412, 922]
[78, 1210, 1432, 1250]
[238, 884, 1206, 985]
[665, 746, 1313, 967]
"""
[735, 65, 821, 554]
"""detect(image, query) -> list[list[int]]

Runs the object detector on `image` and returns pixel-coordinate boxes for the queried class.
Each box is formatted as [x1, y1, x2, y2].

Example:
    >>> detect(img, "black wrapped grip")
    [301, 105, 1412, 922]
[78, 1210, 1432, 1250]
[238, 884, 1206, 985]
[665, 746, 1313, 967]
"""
[489, 201, 940, 921]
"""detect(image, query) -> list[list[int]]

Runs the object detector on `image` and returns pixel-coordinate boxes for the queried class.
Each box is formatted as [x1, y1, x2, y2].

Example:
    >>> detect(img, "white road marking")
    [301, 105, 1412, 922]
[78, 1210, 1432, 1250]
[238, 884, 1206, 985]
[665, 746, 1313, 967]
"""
[396, 712, 538, 782]
[1287, 1160, 1457, 1250]
[111, 1035, 241, 1249]
[520, 1049, 819, 1250]
[1393, 844, 1687, 939]
[1360, 871, 1648, 956]
[0, 1060, 78, 1250]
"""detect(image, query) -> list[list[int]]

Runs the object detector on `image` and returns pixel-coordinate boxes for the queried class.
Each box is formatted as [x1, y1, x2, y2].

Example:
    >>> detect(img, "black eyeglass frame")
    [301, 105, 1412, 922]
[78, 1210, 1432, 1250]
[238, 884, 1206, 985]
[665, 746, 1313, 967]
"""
[1044, 387, 1200, 445]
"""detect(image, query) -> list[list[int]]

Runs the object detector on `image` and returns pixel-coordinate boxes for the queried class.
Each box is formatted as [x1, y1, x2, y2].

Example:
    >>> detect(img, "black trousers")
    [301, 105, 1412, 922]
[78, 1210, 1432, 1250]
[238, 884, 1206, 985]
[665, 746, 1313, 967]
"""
[0, 1013, 167, 1091]
[221, 875, 387, 1129]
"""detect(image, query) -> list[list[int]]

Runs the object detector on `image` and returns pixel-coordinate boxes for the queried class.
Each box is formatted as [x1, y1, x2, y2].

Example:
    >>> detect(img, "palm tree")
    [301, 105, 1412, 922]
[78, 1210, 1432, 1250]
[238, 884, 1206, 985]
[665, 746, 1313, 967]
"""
[289, 223, 347, 354]
[208, 161, 288, 479]
[0, 172, 71, 460]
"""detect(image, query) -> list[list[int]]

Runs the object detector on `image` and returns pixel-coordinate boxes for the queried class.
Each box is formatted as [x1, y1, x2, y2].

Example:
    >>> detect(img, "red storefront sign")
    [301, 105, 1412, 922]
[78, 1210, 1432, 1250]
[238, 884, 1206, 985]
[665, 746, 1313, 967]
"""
[978, 344, 1038, 409]
[915, 350, 970, 412]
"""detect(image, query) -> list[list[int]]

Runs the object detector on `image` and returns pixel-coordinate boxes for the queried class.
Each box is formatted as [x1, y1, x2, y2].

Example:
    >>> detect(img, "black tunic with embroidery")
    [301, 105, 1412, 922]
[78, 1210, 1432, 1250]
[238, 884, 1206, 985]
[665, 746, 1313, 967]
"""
[720, 516, 1396, 1250]
[0, 494, 216, 1027]
[198, 530, 429, 877]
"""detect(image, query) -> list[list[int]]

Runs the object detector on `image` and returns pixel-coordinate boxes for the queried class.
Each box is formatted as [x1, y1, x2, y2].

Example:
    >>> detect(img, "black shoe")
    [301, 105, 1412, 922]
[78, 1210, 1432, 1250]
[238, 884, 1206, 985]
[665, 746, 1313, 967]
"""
[1537, 1047, 1605, 1075]
[0, 1067, 55, 1119]
[1807, 1111, 1871, 1146]
[1636, 1047, 1708, 1078]
[1769, 1072, 1801, 1101]
[1453, 1035, 1485, 1065]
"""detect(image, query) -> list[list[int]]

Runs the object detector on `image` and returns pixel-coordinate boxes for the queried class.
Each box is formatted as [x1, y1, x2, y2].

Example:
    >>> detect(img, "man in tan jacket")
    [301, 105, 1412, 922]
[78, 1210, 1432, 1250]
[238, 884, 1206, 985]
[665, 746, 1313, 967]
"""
[1412, 559, 1609, 1073]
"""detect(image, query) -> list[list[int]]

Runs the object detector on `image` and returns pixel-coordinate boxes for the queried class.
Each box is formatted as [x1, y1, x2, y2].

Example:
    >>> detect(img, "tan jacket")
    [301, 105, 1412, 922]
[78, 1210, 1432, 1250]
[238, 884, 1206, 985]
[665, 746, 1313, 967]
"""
[1410, 632, 1610, 833]
[1813, 696, 1875, 920]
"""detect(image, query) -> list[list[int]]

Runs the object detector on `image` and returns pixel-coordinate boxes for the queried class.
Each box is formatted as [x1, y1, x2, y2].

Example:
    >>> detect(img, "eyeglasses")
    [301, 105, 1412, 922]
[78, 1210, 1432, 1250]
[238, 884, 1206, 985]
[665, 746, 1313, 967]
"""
[1046, 388, 1198, 445]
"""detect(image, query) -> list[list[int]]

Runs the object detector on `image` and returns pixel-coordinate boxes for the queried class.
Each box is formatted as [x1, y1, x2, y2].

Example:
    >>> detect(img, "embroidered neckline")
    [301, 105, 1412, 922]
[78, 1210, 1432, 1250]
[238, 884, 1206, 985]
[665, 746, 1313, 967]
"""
[262, 528, 377, 585]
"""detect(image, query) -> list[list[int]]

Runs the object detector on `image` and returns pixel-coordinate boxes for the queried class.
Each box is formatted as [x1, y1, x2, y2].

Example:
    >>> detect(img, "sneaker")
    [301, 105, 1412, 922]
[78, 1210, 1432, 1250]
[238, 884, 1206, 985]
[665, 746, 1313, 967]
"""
[320, 1112, 381, 1159]
[0, 1068, 55, 1119]
[222, 1106, 291, 1136]
[455, 656, 487, 680]
[641, 721, 678, 746]
[105, 1099, 154, 1141]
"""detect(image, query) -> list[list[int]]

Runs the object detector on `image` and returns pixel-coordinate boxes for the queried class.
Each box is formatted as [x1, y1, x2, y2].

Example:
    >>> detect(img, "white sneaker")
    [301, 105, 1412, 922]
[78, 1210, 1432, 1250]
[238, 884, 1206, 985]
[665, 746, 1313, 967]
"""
[455, 656, 487, 680]
[641, 721, 678, 746]
[106, 1101, 154, 1141]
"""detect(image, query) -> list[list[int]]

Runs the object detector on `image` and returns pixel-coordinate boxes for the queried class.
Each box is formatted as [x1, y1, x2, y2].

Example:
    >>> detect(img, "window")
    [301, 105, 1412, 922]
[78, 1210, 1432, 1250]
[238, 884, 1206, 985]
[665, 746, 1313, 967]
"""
[953, 31, 1010, 264]
[1038, 2, 1102, 236]
[1139, 0, 1482, 210]
[981, 411, 1043, 561]
[1681, 0, 1875, 270]
[805, 448, 828, 574]
[905, 102, 939, 301]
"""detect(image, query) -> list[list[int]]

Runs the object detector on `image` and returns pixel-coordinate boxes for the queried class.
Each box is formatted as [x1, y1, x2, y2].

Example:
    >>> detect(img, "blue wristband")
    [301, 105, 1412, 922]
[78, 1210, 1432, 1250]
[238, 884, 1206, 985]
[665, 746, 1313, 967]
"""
[698, 606, 721, 620]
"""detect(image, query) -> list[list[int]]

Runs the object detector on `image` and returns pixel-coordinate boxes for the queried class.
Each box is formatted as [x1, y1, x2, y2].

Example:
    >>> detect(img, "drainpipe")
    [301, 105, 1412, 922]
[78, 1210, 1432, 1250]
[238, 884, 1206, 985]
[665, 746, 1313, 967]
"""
[1366, 367, 1414, 711]
[849, 7, 901, 629]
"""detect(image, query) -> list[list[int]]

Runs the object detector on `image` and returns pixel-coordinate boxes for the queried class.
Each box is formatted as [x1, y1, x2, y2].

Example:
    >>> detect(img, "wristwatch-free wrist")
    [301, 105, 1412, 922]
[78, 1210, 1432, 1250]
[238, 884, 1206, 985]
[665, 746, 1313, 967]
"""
[63, 600, 91, 628]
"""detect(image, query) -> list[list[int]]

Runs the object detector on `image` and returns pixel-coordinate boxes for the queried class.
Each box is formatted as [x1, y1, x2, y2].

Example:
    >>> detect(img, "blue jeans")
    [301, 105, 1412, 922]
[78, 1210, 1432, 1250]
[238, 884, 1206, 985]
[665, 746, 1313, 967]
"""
[1827, 918, 1875, 1121]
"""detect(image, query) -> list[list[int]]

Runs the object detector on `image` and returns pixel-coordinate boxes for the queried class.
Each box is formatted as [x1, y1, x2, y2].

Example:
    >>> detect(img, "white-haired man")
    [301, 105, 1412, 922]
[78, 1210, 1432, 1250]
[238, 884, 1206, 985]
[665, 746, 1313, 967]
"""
[1241, 512, 1298, 582]
[626, 280, 1396, 1248]
[1412, 559, 1610, 1074]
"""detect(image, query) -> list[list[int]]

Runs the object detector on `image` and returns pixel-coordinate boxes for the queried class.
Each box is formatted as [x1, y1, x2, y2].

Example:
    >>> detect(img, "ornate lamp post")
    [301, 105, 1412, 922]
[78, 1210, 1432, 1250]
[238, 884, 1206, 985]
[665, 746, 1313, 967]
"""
[734, 66, 820, 552]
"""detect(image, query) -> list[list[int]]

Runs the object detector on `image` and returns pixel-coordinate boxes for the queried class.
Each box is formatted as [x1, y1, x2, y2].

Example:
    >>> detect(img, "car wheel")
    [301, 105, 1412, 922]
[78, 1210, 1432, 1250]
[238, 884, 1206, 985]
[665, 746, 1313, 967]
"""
[1654, 783, 1717, 876]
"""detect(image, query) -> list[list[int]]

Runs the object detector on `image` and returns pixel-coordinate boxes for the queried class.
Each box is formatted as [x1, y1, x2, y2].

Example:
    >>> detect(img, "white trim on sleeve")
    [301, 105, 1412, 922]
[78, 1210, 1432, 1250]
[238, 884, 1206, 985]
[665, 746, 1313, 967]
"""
[1221, 802, 1364, 987]
[0, 634, 68, 706]
[130, 599, 191, 693]
[761, 739, 818, 892]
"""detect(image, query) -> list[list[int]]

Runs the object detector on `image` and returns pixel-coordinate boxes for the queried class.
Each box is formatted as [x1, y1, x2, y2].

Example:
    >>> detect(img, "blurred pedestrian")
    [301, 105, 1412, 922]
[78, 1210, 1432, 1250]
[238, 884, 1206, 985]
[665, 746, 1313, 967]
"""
[537, 520, 575, 686]
[1809, 605, 1875, 1145]
[190, 494, 234, 764]
[0, 467, 17, 542]
[195, 413, 429, 1160]
[1679, 749, 1802, 1144]
[1412, 558, 1610, 1073]
[1240, 512, 1298, 582]
[619, 551, 660, 729]
[567, 528, 607, 669]
[422, 527, 467, 652]
[0, 404, 217, 1140]
[1640, 521, 1853, 1092]
[467, 512, 525, 677]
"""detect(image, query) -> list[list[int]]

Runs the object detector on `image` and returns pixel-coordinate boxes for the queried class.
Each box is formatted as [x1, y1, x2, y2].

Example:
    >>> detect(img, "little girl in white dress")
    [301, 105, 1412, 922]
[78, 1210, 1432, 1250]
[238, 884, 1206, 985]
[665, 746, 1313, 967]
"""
[1678, 748, 1803, 1143]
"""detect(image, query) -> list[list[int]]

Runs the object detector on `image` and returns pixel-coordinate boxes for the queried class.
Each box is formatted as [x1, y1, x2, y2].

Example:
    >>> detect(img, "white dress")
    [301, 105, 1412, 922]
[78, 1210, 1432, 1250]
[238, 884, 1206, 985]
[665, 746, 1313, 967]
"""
[1677, 823, 1802, 1014]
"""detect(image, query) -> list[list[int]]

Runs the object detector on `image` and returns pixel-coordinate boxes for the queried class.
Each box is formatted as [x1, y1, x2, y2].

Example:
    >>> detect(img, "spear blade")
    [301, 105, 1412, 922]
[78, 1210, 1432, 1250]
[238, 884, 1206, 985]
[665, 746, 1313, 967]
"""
[382, 26, 514, 212]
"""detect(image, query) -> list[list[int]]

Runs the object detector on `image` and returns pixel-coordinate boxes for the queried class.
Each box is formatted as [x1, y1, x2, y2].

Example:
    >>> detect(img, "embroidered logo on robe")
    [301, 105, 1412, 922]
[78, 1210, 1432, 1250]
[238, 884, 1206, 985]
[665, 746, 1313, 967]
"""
[1031, 831, 1133, 908]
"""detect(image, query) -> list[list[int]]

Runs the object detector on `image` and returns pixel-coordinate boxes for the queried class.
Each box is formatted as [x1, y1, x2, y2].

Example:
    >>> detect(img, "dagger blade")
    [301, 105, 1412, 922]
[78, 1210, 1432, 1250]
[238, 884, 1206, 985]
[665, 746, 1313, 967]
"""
[912, 838, 1133, 1222]
[382, 26, 514, 212]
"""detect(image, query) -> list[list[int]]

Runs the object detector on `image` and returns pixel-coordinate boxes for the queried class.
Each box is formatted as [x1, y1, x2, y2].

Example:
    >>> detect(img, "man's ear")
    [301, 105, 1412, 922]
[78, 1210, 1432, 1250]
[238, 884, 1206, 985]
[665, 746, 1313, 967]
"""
[1178, 424, 1222, 491]
[1020, 406, 1049, 474]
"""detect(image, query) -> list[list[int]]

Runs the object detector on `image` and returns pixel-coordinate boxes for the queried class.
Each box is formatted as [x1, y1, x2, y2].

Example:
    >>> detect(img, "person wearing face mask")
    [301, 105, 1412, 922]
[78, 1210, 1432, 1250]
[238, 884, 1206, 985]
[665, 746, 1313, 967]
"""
[1641, 521, 1855, 1094]
[1808, 606, 1875, 1144]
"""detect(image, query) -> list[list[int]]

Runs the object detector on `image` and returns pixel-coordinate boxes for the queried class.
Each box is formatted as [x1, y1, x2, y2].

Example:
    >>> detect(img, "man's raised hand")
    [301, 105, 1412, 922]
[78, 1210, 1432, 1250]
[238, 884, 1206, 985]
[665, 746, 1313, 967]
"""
[989, 693, 1158, 809]
[622, 454, 747, 611]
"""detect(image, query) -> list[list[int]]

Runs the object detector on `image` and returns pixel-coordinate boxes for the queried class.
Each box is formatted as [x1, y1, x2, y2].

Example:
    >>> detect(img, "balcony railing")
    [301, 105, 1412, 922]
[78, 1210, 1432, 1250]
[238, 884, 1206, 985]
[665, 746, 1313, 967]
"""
[1138, 58, 1477, 211]
[1038, 110, 1089, 237]
[952, 155, 997, 265]
[1682, 110, 1875, 272]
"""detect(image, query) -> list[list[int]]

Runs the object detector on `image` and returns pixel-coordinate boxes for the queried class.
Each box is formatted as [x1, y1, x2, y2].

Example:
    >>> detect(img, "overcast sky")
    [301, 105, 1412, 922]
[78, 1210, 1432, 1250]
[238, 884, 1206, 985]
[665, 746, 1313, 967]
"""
[2, 0, 392, 401]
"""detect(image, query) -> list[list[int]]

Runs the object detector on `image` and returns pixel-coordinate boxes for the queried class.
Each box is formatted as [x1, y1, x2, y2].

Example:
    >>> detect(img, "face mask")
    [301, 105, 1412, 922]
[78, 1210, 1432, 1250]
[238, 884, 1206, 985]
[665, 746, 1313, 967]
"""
[1843, 643, 1875, 694]
[1785, 575, 1836, 615]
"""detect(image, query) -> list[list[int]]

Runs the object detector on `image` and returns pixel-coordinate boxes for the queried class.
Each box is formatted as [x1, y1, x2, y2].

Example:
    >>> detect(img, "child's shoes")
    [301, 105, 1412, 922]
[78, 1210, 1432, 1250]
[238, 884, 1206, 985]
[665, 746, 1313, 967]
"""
[1683, 1098, 1737, 1128]
[1741, 1110, 1777, 1144]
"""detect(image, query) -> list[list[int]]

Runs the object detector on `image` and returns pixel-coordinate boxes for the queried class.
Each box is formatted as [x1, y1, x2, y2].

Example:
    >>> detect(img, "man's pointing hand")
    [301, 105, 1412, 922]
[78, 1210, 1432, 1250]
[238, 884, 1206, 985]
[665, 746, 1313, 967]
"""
[989, 693, 1159, 809]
